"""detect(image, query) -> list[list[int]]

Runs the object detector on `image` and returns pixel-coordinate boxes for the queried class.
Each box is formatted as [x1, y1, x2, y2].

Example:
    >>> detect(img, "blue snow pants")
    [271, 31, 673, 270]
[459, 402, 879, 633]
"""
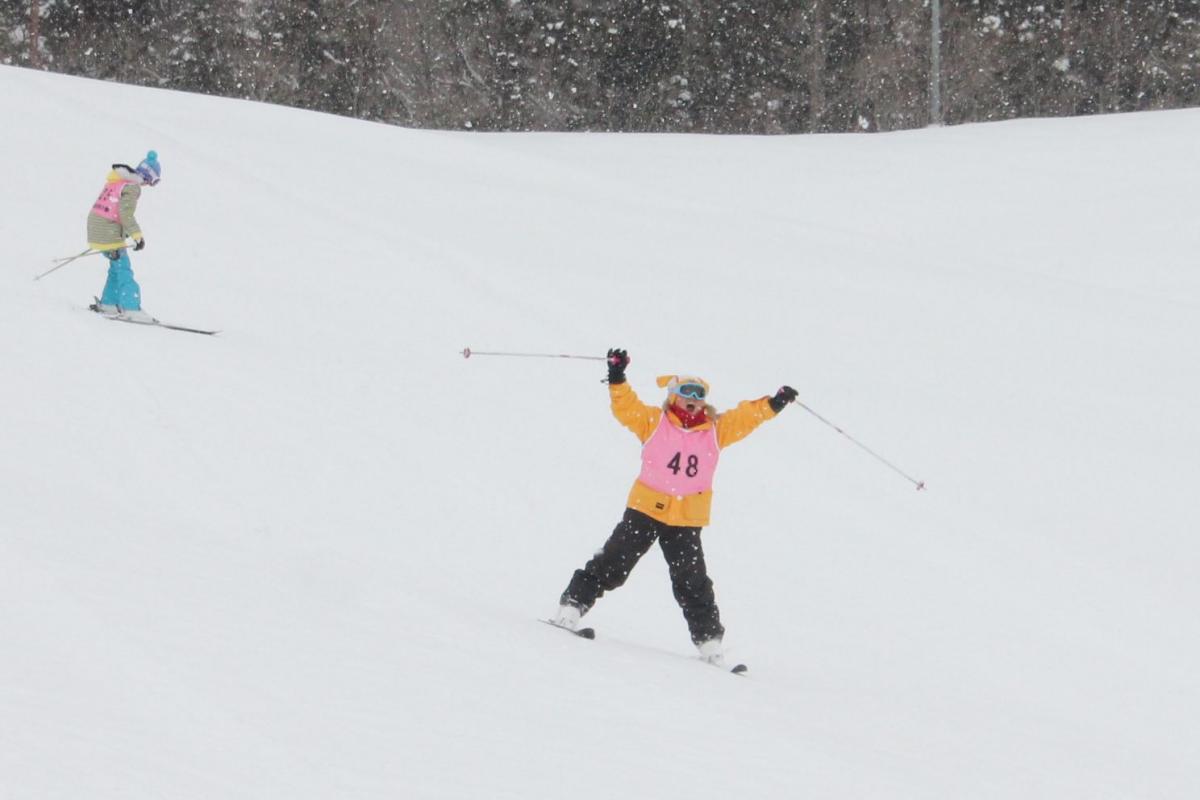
[99, 249, 142, 310]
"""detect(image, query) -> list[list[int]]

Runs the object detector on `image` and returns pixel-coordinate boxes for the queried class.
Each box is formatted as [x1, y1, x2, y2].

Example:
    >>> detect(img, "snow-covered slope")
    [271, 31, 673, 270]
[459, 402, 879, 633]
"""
[3, 65, 1198, 799]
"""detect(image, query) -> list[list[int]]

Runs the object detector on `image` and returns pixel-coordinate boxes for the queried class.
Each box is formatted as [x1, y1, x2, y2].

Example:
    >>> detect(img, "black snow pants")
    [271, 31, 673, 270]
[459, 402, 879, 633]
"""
[561, 508, 724, 645]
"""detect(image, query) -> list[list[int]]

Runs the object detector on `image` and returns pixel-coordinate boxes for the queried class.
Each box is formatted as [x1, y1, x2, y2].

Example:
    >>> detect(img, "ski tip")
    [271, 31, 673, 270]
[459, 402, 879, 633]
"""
[540, 619, 595, 639]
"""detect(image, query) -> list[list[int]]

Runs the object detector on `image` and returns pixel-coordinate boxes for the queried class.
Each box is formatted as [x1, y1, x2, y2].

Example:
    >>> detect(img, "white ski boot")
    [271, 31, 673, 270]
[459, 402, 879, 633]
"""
[696, 638, 728, 669]
[552, 603, 582, 632]
[90, 301, 119, 315]
[116, 308, 158, 324]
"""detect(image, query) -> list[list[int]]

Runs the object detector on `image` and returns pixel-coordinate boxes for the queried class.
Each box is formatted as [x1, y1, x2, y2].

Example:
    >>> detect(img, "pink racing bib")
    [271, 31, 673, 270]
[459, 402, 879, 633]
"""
[91, 180, 133, 222]
[637, 414, 720, 496]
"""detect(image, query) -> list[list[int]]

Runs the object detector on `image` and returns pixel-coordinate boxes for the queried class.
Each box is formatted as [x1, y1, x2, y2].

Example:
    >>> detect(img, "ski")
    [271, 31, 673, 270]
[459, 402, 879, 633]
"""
[106, 316, 219, 336]
[698, 654, 748, 674]
[541, 620, 744, 672]
[540, 619, 596, 639]
[700, 657, 748, 675]
[89, 301, 218, 336]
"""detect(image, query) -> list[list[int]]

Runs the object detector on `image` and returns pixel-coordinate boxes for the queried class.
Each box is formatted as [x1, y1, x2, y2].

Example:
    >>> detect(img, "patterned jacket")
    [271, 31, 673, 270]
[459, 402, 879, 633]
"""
[87, 166, 144, 251]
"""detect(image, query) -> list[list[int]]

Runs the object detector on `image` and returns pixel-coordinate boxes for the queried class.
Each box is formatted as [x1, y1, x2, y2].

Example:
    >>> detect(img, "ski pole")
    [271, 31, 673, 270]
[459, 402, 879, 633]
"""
[34, 249, 102, 281]
[461, 347, 606, 362]
[797, 401, 926, 491]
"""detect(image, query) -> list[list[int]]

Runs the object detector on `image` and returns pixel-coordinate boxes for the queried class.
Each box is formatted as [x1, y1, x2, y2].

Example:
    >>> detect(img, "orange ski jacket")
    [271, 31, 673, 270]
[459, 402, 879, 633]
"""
[609, 381, 777, 527]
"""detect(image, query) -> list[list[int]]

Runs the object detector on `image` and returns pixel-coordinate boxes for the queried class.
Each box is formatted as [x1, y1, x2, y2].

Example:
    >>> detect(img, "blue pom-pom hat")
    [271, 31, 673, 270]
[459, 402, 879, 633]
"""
[136, 150, 161, 186]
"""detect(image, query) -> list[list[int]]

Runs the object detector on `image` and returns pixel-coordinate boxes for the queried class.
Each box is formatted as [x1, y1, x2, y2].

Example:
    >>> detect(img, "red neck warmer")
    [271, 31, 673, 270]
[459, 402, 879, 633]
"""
[670, 402, 708, 429]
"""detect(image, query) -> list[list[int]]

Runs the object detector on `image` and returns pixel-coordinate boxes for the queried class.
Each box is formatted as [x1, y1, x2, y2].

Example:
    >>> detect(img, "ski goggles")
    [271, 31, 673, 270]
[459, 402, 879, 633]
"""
[672, 382, 707, 400]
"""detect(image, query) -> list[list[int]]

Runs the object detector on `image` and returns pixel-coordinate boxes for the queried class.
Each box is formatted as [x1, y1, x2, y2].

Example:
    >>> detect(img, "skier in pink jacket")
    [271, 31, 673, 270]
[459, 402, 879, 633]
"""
[86, 150, 161, 322]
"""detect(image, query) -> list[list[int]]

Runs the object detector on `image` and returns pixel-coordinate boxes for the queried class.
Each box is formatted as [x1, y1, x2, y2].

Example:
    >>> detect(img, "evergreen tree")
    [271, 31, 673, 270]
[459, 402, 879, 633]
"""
[1, 2, 28, 66]
[155, 0, 243, 96]
[15, 0, 1200, 134]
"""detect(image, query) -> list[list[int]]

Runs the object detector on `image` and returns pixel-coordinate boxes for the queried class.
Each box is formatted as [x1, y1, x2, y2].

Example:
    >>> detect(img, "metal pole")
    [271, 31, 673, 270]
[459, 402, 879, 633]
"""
[461, 347, 605, 362]
[930, 0, 942, 126]
[34, 249, 102, 281]
[797, 402, 926, 491]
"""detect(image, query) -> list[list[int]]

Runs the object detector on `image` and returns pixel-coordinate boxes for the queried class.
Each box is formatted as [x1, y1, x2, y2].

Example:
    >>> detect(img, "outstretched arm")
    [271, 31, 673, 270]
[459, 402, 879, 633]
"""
[606, 348, 661, 443]
[716, 385, 797, 448]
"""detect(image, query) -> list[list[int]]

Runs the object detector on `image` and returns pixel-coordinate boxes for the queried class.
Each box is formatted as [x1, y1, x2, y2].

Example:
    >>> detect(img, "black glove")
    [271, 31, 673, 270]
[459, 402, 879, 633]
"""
[133, 237, 146, 251]
[769, 385, 798, 413]
[606, 348, 629, 384]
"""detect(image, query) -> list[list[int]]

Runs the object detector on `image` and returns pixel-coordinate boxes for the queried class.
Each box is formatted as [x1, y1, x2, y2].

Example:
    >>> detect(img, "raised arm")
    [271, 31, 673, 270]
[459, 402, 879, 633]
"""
[606, 348, 662, 443]
[715, 385, 797, 448]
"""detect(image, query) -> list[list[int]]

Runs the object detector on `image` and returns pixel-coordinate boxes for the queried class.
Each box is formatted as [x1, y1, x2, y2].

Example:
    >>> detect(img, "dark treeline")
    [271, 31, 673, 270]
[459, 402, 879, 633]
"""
[3, 1, 1199, 133]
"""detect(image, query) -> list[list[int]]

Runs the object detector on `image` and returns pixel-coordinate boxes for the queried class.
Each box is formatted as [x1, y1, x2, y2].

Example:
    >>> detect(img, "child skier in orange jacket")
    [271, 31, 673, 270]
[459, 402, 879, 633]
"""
[553, 348, 797, 668]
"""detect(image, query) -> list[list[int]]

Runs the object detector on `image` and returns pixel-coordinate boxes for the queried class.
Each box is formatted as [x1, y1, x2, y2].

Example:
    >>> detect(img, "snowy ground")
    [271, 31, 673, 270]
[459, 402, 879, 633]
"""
[3, 65, 1199, 799]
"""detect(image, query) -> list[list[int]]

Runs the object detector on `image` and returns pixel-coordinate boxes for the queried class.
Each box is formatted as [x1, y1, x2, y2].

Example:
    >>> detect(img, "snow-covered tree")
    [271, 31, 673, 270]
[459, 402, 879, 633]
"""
[16, 0, 1200, 134]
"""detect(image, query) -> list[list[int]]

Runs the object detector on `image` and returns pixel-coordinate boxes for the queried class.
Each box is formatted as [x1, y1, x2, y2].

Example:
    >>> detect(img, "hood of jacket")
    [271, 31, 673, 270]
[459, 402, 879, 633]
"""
[107, 164, 142, 184]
